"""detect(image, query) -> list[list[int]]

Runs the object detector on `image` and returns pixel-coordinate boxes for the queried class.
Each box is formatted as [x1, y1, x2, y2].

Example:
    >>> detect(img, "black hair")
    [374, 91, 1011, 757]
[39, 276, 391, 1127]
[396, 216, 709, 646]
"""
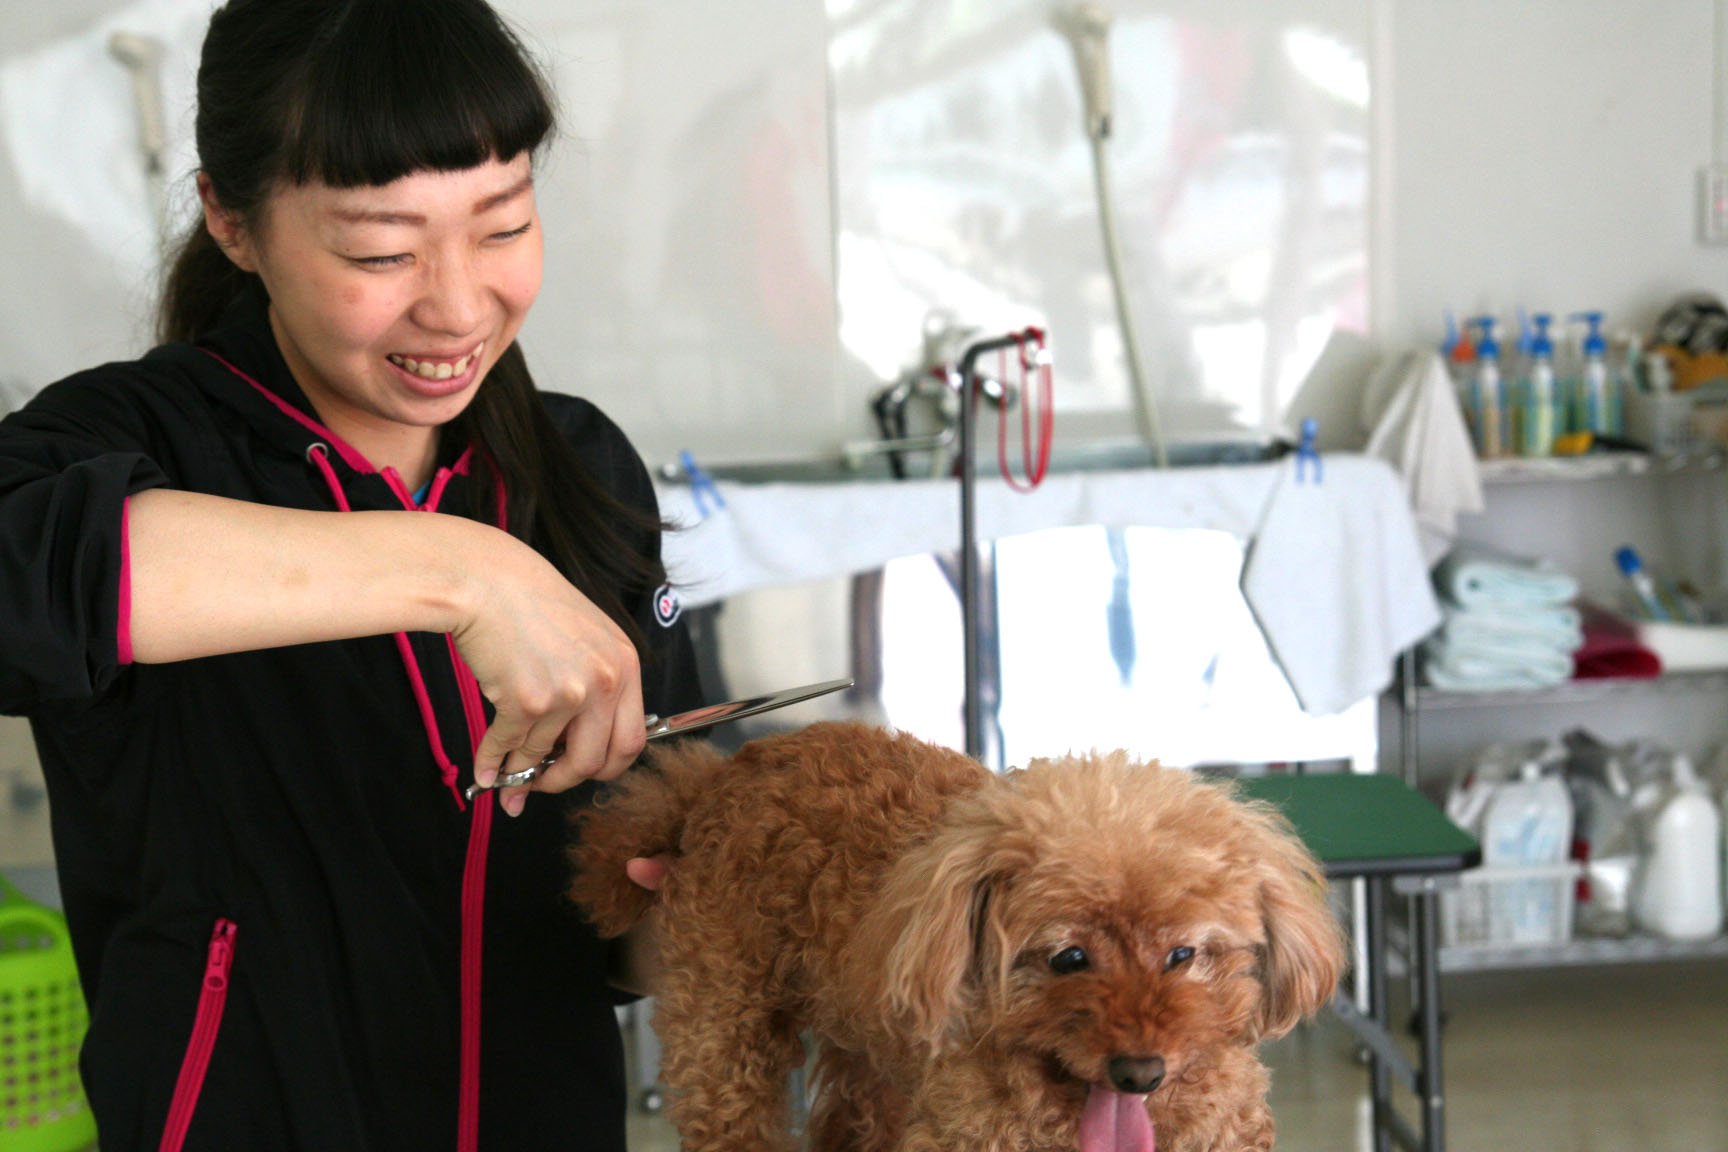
[159, 0, 666, 654]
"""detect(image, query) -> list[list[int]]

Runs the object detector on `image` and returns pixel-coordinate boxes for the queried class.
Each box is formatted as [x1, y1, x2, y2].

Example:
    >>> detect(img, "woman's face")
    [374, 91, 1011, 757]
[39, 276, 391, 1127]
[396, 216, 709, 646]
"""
[203, 154, 543, 481]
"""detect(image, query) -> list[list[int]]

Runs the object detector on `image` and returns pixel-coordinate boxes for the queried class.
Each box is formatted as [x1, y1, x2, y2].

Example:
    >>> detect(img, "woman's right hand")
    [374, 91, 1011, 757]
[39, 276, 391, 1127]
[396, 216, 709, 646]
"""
[125, 494, 645, 814]
[450, 528, 645, 814]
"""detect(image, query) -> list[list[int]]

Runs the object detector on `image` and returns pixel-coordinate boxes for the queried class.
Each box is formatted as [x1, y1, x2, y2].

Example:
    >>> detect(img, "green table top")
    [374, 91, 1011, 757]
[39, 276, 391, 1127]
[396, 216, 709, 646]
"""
[1235, 773, 1482, 879]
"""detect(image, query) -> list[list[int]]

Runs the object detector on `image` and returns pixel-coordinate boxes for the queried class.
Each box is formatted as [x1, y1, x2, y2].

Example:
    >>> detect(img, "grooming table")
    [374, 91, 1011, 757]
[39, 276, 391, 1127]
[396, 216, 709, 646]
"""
[1236, 773, 1481, 1152]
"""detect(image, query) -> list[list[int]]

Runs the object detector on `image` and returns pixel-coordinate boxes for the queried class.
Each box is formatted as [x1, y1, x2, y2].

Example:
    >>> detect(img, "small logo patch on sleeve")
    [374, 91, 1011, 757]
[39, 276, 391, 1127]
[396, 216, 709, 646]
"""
[652, 584, 683, 628]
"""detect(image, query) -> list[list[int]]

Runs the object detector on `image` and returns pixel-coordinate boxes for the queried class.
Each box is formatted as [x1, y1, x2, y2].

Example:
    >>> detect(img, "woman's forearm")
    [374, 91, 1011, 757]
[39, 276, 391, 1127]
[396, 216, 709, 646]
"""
[124, 488, 477, 663]
[124, 487, 647, 795]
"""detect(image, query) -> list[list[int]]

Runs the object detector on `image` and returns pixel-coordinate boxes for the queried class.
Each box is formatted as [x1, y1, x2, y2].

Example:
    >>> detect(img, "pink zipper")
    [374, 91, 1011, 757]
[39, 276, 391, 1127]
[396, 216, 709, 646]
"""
[158, 919, 238, 1152]
[202, 352, 502, 1151]
[449, 637, 494, 1152]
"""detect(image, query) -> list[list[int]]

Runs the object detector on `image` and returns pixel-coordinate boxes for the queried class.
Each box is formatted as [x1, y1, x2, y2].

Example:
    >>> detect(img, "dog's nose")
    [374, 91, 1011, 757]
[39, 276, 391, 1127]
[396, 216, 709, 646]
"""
[1107, 1055, 1165, 1094]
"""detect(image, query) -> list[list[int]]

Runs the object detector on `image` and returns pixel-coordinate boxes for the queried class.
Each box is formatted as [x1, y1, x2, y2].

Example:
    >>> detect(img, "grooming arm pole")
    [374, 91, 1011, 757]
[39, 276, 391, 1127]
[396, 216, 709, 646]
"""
[956, 332, 1029, 763]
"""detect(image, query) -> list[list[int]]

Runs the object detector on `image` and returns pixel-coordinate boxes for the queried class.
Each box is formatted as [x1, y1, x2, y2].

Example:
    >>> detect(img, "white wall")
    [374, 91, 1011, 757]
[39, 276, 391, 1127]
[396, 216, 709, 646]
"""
[2, 1, 1726, 472]
[1380, 0, 1726, 352]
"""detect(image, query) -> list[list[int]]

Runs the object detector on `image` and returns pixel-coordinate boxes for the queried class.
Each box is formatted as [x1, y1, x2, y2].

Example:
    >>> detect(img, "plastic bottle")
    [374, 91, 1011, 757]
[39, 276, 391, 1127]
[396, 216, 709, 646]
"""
[1519, 313, 1558, 456]
[1615, 545, 1702, 623]
[1571, 312, 1618, 436]
[1480, 762, 1574, 945]
[1444, 315, 1476, 410]
[1481, 762, 1573, 866]
[1614, 546, 1674, 622]
[1469, 316, 1506, 458]
[1633, 756, 1723, 941]
[1642, 350, 1680, 454]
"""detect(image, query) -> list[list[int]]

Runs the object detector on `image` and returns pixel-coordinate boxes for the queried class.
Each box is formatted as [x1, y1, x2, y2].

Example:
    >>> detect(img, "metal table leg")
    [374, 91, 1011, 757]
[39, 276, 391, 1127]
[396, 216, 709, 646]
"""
[1364, 875, 1394, 1152]
[1413, 884, 1446, 1152]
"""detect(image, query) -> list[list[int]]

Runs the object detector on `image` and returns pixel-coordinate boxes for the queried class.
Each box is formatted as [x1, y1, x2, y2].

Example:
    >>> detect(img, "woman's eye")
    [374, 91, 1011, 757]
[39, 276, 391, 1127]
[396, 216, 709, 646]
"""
[1165, 945, 1196, 970]
[352, 253, 410, 269]
[1049, 946, 1089, 974]
[488, 220, 534, 243]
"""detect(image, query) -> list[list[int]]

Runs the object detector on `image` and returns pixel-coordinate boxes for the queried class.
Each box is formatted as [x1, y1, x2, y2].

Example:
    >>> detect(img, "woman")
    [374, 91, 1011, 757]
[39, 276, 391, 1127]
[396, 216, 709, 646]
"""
[0, 1, 700, 1149]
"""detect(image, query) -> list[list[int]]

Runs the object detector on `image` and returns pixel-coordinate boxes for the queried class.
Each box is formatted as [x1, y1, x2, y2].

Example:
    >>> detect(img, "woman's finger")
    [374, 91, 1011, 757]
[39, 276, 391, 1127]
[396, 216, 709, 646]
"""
[595, 672, 647, 783]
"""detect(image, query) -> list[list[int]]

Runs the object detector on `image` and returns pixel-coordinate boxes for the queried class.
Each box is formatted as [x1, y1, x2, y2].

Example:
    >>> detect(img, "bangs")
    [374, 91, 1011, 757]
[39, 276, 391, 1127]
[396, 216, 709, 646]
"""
[279, 0, 554, 188]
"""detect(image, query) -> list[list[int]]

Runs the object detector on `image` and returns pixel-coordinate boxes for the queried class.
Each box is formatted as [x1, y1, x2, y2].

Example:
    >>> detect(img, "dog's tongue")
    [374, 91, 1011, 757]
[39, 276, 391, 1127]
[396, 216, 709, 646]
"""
[1080, 1084, 1155, 1152]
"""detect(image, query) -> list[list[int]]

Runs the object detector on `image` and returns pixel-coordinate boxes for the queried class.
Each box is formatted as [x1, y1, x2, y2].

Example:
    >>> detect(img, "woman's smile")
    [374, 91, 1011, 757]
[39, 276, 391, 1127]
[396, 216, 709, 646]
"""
[387, 341, 486, 396]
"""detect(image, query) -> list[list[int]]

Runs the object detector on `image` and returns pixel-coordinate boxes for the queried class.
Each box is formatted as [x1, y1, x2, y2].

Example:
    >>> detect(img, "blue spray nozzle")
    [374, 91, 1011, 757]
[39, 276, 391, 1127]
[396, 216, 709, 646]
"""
[1473, 315, 1500, 358]
[1570, 311, 1608, 356]
[1614, 545, 1644, 575]
[1531, 313, 1554, 357]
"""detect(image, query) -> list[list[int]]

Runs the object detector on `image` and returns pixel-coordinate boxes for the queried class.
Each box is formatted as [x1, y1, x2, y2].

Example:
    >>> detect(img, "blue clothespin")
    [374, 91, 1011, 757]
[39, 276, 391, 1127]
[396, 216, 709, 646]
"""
[1295, 418, 1321, 484]
[679, 450, 726, 519]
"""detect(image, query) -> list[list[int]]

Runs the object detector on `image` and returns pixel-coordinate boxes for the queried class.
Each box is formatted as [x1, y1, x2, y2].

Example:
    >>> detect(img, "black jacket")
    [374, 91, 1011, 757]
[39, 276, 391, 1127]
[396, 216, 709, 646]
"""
[0, 290, 702, 1151]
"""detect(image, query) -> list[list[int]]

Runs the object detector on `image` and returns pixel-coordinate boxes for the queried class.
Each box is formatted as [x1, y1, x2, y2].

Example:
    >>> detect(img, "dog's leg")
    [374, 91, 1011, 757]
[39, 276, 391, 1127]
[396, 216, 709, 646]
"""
[654, 952, 806, 1152]
[804, 1044, 907, 1152]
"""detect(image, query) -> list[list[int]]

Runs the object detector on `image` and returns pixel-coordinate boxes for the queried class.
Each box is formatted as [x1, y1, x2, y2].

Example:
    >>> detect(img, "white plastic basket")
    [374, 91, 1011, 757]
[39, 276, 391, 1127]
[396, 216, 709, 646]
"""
[1441, 862, 1581, 950]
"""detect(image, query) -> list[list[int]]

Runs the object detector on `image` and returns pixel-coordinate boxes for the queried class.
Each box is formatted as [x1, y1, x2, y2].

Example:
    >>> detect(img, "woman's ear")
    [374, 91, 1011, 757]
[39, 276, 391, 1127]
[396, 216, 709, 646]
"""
[197, 173, 258, 273]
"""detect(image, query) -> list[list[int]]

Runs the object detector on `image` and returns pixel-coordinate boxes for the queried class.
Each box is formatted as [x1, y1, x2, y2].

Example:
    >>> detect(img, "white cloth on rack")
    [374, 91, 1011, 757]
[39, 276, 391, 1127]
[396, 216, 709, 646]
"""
[1238, 456, 1443, 716]
[1363, 349, 1484, 566]
[660, 455, 1441, 716]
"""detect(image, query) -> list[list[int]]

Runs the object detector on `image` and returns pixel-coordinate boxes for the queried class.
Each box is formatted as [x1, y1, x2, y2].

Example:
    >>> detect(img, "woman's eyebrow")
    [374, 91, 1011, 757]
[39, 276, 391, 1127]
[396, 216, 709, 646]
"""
[331, 175, 535, 226]
[474, 174, 534, 215]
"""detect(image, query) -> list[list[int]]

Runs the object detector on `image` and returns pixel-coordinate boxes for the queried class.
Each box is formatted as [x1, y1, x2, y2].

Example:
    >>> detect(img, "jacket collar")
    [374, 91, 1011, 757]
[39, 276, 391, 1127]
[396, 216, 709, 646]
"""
[177, 284, 473, 498]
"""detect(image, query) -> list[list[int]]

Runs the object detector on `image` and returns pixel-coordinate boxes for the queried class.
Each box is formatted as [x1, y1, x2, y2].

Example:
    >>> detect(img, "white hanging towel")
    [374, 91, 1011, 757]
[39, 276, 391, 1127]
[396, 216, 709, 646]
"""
[1363, 350, 1485, 566]
[1240, 455, 1443, 716]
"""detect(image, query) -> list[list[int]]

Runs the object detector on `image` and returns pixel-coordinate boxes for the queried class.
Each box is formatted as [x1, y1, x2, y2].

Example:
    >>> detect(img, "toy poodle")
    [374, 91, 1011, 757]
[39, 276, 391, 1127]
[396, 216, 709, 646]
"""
[570, 721, 1345, 1152]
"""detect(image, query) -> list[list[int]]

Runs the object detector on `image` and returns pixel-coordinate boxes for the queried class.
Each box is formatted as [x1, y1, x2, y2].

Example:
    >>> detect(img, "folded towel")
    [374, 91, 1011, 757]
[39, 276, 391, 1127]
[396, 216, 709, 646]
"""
[1422, 634, 1575, 691]
[1437, 604, 1584, 654]
[1435, 544, 1579, 609]
[1427, 631, 1579, 674]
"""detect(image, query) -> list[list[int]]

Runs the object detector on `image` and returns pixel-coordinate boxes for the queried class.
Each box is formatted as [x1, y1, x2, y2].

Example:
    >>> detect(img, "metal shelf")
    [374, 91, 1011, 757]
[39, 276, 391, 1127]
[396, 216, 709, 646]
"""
[1409, 668, 1728, 711]
[1476, 448, 1725, 485]
[1440, 931, 1728, 973]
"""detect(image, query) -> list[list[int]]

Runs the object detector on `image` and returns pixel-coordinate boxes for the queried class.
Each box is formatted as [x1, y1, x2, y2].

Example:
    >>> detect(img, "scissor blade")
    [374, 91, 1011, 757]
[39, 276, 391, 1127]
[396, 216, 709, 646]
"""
[646, 677, 853, 740]
[464, 677, 852, 799]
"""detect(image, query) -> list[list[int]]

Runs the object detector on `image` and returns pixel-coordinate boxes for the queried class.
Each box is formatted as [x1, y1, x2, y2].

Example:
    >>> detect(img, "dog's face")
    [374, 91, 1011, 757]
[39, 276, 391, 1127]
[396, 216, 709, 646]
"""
[990, 862, 1272, 1100]
[862, 752, 1344, 1118]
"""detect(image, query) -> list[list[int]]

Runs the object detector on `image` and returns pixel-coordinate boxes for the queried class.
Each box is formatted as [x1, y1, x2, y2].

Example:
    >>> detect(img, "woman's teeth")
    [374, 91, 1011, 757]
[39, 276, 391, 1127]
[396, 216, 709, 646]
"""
[389, 351, 476, 380]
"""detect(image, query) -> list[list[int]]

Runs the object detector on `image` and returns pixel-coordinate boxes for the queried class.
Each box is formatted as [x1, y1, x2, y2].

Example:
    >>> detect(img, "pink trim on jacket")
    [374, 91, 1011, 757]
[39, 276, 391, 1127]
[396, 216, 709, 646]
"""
[118, 496, 135, 666]
[207, 352, 504, 1152]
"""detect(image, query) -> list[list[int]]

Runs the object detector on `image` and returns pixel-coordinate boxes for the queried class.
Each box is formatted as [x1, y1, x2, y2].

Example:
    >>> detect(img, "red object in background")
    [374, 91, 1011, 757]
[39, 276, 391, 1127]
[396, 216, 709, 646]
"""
[1572, 602, 1662, 679]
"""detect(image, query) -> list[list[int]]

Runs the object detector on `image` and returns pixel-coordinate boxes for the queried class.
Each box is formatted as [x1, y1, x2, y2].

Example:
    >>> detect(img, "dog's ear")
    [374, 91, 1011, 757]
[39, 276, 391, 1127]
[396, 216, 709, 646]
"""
[1250, 813, 1348, 1039]
[850, 817, 1014, 1053]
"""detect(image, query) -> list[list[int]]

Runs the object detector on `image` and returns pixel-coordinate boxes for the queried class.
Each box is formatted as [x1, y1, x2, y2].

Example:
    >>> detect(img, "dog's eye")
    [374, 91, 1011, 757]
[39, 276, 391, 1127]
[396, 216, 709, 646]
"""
[1165, 945, 1196, 970]
[1049, 946, 1090, 974]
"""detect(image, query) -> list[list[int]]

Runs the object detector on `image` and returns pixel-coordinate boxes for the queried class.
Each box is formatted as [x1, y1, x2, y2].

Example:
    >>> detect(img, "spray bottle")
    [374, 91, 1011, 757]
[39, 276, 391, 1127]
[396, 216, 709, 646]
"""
[1469, 316, 1506, 458]
[1519, 314, 1557, 456]
[1442, 311, 1477, 409]
[1571, 311, 1618, 437]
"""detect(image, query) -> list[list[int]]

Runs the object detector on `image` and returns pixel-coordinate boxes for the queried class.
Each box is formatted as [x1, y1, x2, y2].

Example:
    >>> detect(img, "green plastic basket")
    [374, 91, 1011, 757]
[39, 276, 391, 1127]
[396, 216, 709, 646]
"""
[0, 873, 97, 1152]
